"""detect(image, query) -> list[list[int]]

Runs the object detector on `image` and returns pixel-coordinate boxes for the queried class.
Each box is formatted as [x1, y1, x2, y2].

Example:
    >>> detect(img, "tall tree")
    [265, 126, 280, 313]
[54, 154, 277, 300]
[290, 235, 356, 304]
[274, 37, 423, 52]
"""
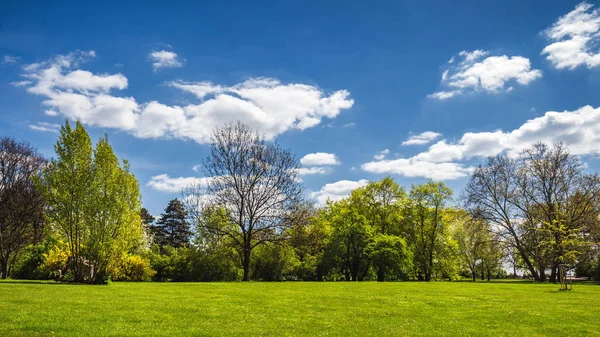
[38, 121, 94, 282]
[322, 199, 373, 281]
[406, 181, 453, 281]
[186, 122, 303, 281]
[153, 199, 191, 248]
[87, 136, 144, 281]
[452, 211, 488, 282]
[465, 142, 600, 282]
[39, 121, 144, 283]
[349, 177, 407, 281]
[0, 137, 46, 279]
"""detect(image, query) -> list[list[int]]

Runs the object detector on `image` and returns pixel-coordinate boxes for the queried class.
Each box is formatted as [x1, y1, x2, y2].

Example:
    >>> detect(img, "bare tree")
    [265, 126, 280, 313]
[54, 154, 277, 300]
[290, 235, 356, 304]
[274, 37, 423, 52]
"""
[0, 137, 46, 279]
[463, 155, 542, 281]
[186, 122, 303, 281]
[464, 142, 600, 282]
[516, 143, 600, 282]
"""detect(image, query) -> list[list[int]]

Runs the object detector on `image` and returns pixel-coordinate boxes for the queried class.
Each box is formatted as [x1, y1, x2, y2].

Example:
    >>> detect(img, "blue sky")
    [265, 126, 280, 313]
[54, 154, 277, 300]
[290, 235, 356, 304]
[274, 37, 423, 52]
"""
[2, 0, 600, 215]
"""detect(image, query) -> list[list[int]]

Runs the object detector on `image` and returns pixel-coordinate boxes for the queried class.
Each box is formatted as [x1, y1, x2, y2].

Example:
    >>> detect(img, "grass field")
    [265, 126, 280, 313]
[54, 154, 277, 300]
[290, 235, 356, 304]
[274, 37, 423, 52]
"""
[0, 280, 599, 336]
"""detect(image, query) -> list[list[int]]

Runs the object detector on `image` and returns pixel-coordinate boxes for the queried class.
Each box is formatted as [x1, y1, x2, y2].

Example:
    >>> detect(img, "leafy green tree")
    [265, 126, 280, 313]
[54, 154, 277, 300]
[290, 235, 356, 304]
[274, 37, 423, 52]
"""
[349, 177, 407, 281]
[38, 121, 94, 282]
[322, 200, 373, 281]
[39, 121, 144, 283]
[406, 181, 453, 281]
[367, 234, 411, 281]
[452, 211, 489, 281]
[152, 199, 192, 248]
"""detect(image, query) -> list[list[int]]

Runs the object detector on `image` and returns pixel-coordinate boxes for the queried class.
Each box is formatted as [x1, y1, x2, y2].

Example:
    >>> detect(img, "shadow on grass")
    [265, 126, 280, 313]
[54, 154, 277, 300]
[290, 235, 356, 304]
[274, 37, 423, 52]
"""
[0, 279, 106, 286]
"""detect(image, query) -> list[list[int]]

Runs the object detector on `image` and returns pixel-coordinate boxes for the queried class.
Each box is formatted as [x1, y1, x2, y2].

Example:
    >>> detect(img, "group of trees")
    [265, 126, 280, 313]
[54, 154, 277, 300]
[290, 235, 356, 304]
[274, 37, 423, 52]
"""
[1, 120, 599, 283]
[1, 122, 147, 283]
[464, 143, 600, 282]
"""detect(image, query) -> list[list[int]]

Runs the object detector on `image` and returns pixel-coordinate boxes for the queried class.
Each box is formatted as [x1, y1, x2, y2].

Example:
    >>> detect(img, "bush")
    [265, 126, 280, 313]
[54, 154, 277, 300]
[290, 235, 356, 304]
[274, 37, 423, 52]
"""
[37, 240, 70, 280]
[111, 254, 156, 282]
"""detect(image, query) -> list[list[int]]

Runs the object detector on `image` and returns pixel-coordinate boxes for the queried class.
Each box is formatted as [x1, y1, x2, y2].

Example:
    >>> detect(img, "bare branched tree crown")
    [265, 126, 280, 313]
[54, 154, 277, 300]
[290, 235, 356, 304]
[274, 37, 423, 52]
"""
[463, 142, 600, 282]
[0, 137, 47, 279]
[185, 122, 303, 281]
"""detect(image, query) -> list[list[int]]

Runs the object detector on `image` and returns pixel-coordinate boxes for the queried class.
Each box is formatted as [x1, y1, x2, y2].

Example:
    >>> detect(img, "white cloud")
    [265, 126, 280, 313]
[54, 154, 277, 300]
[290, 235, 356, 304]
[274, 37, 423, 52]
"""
[296, 167, 332, 175]
[343, 122, 356, 128]
[542, 3, 600, 69]
[311, 179, 369, 205]
[17, 51, 354, 144]
[364, 104, 600, 180]
[3, 55, 19, 64]
[192, 165, 201, 172]
[29, 122, 61, 133]
[11, 80, 32, 87]
[373, 149, 390, 160]
[149, 50, 183, 71]
[401, 131, 442, 146]
[147, 174, 211, 193]
[362, 158, 472, 180]
[428, 50, 542, 99]
[300, 152, 340, 166]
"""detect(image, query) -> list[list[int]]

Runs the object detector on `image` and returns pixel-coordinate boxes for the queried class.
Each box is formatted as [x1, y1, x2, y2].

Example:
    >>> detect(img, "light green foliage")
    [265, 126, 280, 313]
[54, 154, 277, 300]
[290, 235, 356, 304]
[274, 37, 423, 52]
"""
[38, 121, 94, 282]
[367, 234, 412, 281]
[406, 181, 454, 281]
[39, 121, 144, 283]
[452, 211, 490, 281]
[322, 199, 373, 281]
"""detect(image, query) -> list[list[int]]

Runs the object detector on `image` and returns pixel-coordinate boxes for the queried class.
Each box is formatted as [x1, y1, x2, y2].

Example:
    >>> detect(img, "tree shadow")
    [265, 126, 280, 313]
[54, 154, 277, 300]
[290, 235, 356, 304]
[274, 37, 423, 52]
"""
[0, 280, 103, 286]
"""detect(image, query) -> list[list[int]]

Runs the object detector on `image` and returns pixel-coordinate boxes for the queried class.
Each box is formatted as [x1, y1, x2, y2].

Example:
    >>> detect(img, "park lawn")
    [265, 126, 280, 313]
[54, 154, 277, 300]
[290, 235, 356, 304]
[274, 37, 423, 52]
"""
[0, 281, 598, 336]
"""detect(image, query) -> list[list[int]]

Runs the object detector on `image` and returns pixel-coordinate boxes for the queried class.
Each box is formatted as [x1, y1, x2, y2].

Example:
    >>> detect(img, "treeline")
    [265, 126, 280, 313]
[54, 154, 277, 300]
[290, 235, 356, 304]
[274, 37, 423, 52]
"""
[1, 121, 599, 283]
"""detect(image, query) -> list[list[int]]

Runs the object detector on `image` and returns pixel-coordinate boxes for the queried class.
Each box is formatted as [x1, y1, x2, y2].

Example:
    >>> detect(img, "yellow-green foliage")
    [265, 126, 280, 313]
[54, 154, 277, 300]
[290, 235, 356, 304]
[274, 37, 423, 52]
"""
[110, 254, 156, 282]
[38, 241, 70, 277]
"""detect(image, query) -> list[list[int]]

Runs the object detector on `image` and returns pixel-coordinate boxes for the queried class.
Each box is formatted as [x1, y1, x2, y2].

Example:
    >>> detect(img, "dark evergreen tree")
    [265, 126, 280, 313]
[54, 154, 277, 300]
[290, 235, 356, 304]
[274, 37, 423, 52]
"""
[140, 208, 155, 227]
[152, 199, 192, 248]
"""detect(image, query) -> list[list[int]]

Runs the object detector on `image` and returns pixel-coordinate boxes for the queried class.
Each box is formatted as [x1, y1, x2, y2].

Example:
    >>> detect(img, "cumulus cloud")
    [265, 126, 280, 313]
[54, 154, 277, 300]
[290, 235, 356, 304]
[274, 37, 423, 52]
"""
[29, 122, 61, 133]
[362, 158, 472, 180]
[428, 50, 541, 99]
[300, 152, 340, 166]
[147, 174, 211, 193]
[401, 131, 442, 146]
[542, 2, 600, 69]
[17, 51, 354, 144]
[149, 50, 183, 71]
[363, 105, 600, 180]
[311, 179, 369, 205]
[373, 149, 389, 160]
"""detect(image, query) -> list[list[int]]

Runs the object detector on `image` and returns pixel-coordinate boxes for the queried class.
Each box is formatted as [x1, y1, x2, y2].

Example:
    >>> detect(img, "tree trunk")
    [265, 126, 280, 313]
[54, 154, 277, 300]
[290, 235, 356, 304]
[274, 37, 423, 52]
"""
[242, 245, 251, 281]
[515, 244, 540, 281]
[472, 271, 476, 282]
[549, 264, 558, 283]
[538, 265, 546, 282]
[0, 260, 8, 279]
[377, 264, 385, 282]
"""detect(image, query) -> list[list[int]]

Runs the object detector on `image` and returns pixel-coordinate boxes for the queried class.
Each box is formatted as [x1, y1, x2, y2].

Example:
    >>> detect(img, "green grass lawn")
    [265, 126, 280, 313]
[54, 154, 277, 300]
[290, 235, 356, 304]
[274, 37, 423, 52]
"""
[0, 280, 598, 336]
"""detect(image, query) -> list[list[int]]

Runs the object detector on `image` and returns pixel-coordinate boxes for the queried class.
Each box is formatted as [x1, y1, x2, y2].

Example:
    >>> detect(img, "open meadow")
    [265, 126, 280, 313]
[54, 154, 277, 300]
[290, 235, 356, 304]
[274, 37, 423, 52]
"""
[1, 280, 599, 336]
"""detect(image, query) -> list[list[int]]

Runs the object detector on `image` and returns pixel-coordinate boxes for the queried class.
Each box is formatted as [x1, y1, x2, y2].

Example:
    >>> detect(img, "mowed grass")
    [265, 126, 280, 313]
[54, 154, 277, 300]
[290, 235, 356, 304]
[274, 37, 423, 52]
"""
[0, 280, 599, 336]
